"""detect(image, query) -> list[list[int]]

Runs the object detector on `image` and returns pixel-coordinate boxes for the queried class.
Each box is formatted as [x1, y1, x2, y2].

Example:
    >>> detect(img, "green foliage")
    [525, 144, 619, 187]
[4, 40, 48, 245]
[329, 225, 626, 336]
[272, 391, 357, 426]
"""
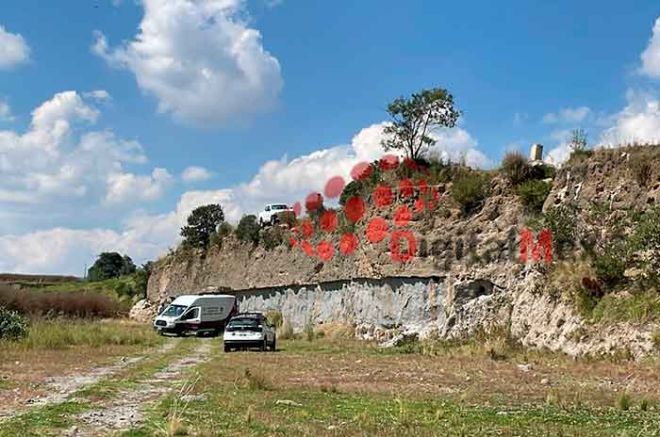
[339, 180, 363, 205]
[617, 393, 631, 411]
[591, 292, 660, 324]
[517, 180, 551, 212]
[0, 307, 28, 340]
[260, 226, 285, 250]
[382, 87, 461, 160]
[501, 151, 532, 185]
[87, 252, 136, 281]
[210, 222, 234, 248]
[451, 172, 490, 213]
[235, 215, 260, 245]
[593, 243, 627, 288]
[180, 204, 225, 249]
[542, 205, 577, 254]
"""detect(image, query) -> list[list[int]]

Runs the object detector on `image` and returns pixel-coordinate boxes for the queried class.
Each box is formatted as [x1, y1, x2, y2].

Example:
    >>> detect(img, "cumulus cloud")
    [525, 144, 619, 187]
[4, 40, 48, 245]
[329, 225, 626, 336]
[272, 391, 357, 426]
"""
[93, 0, 282, 126]
[542, 106, 591, 124]
[0, 91, 172, 232]
[640, 17, 660, 78]
[105, 168, 174, 205]
[600, 90, 660, 145]
[181, 166, 213, 183]
[0, 25, 30, 70]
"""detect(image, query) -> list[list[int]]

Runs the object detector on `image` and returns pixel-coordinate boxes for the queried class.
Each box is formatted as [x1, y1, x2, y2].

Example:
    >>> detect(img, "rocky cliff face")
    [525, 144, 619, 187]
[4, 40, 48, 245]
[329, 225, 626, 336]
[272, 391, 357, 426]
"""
[143, 146, 660, 359]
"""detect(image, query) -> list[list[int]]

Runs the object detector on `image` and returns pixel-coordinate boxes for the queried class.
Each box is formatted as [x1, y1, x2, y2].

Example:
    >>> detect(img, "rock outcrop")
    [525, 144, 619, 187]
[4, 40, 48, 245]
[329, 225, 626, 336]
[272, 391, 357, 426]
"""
[141, 145, 660, 359]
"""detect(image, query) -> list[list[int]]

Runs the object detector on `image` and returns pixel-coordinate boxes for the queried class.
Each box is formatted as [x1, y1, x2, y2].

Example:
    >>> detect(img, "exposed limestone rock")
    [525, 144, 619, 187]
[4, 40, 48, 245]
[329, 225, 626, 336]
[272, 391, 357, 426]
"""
[136, 145, 660, 359]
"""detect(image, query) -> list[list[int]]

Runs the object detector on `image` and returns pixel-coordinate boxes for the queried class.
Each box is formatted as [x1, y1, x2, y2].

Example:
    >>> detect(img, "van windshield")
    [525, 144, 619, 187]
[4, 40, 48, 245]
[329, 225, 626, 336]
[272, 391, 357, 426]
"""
[161, 304, 187, 317]
[226, 318, 262, 331]
[272, 204, 288, 210]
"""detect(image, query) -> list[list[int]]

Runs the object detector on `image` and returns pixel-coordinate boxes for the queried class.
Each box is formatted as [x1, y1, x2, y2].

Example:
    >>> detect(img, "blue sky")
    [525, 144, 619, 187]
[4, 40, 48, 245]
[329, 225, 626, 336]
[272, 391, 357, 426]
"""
[0, 0, 658, 274]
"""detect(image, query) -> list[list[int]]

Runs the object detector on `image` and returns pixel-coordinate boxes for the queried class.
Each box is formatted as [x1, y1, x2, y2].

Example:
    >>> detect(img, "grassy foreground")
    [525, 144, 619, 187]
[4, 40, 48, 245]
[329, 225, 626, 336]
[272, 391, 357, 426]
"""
[129, 338, 659, 437]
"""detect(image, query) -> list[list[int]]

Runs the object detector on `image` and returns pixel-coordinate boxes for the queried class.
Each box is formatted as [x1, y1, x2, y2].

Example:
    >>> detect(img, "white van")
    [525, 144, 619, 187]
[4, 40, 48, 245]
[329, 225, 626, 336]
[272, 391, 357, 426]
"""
[153, 294, 238, 337]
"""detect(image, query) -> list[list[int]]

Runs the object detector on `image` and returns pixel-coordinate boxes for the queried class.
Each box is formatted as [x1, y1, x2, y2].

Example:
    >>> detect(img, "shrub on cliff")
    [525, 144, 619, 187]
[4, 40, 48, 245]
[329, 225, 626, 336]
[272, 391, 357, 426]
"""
[501, 151, 532, 186]
[451, 171, 490, 213]
[235, 215, 260, 245]
[517, 180, 551, 212]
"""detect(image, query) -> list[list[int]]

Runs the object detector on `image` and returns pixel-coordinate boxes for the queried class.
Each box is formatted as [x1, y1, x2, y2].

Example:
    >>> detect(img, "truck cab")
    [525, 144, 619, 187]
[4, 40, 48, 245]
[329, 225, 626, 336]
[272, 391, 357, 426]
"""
[258, 204, 292, 226]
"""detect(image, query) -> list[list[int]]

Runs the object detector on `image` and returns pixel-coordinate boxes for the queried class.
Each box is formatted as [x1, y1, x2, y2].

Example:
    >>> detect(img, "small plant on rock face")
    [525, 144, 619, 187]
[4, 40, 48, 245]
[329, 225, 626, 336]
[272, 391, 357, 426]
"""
[451, 171, 490, 214]
[517, 180, 551, 213]
[501, 151, 532, 186]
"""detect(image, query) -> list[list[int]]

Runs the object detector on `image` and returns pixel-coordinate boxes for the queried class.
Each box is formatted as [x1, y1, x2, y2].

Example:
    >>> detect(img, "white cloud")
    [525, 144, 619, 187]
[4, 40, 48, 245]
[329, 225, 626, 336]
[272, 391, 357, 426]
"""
[105, 168, 174, 205]
[93, 0, 282, 126]
[0, 91, 171, 227]
[542, 106, 591, 124]
[181, 165, 213, 182]
[640, 17, 660, 78]
[0, 25, 30, 70]
[600, 89, 660, 145]
[0, 98, 12, 121]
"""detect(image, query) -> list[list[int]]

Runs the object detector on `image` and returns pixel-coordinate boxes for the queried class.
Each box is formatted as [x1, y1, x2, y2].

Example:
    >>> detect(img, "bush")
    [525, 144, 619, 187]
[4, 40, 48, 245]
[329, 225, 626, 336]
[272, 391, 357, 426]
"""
[593, 243, 627, 289]
[517, 180, 551, 212]
[542, 205, 577, 254]
[235, 215, 261, 245]
[0, 307, 28, 340]
[501, 151, 532, 186]
[261, 226, 284, 250]
[451, 172, 490, 213]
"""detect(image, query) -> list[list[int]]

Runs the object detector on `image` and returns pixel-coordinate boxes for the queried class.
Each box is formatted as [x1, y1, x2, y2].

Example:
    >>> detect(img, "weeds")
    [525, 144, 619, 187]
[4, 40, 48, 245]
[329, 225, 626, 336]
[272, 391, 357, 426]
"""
[240, 368, 273, 391]
[617, 392, 631, 411]
[277, 319, 294, 340]
[2, 319, 159, 350]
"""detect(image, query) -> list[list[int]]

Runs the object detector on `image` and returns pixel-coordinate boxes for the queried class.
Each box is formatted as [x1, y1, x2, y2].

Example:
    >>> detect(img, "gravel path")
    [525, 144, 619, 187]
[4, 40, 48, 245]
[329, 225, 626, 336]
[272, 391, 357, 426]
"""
[71, 339, 213, 436]
[0, 339, 179, 421]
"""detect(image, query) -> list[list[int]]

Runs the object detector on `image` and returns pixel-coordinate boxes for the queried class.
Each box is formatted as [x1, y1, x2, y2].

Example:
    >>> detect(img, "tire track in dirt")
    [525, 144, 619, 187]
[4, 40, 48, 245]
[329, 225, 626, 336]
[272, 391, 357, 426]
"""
[71, 339, 213, 436]
[0, 339, 180, 421]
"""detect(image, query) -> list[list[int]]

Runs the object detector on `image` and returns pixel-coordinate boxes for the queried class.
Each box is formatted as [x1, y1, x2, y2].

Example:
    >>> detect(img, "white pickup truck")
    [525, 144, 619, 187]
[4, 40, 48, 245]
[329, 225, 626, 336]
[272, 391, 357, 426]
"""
[258, 204, 293, 226]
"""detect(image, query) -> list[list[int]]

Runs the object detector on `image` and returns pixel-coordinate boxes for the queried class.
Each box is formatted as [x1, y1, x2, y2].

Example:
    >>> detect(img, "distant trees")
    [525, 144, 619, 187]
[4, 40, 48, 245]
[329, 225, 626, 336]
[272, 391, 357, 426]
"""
[180, 204, 225, 248]
[88, 252, 136, 281]
[382, 87, 461, 160]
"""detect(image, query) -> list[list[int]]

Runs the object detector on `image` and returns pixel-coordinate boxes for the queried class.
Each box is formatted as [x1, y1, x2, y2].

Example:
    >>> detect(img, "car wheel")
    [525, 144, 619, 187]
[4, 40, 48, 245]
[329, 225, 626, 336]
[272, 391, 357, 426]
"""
[224, 344, 231, 353]
[261, 339, 268, 352]
[270, 215, 277, 226]
[270, 337, 277, 352]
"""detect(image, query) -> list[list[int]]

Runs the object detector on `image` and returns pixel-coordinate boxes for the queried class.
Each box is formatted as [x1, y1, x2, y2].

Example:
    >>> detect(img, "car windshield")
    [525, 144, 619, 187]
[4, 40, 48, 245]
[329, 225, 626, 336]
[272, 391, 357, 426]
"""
[272, 204, 288, 210]
[226, 317, 262, 331]
[160, 304, 187, 317]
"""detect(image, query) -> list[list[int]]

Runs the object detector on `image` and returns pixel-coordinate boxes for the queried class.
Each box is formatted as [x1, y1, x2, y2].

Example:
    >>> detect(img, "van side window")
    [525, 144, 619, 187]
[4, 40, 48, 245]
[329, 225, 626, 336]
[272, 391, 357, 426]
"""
[181, 307, 199, 320]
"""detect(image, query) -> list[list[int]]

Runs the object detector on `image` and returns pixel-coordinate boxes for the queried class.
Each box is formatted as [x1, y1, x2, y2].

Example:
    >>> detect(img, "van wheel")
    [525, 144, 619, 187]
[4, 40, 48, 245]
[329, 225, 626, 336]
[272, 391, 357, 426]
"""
[270, 338, 277, 352]
[224, 344, 231, 353]
[261, 339, 267, 352]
